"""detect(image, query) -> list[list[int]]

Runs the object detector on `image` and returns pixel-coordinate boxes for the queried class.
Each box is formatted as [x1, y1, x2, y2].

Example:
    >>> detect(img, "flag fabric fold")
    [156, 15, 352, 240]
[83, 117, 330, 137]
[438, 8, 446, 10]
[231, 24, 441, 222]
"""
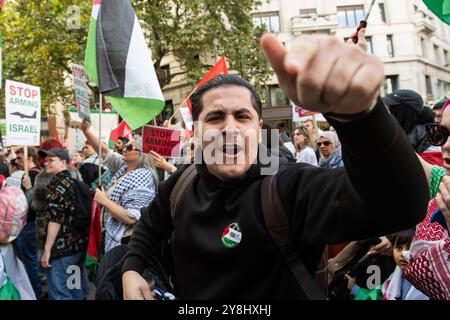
[423, 0, 450, 25]
[195, 56, 229, 90]
[185, 56, 229, 123]
[84, 200, 103, 284]
[84, 0, 165, 130]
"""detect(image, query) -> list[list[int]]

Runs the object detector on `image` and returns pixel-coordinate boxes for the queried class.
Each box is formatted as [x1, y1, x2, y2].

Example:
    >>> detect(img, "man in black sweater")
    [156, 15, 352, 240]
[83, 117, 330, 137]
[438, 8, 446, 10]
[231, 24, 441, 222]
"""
[121, 34, 429, 299]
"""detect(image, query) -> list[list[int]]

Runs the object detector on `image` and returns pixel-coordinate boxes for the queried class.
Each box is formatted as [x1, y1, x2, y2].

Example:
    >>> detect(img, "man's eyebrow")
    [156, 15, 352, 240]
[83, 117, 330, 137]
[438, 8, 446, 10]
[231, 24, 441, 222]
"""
[204, 109, 226, 118]
[233, 107, 253, 114]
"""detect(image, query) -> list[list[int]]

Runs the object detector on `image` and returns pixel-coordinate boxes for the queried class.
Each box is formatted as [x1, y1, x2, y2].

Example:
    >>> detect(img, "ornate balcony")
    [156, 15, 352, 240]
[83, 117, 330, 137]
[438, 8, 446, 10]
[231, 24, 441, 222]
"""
[415, 12, 436, 35]
[290, 13, 339, 36]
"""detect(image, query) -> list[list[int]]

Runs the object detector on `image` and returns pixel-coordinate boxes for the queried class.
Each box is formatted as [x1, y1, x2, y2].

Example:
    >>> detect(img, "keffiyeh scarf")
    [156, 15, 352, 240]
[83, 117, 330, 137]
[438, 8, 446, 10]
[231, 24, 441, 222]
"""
[104, 163, 156, 252]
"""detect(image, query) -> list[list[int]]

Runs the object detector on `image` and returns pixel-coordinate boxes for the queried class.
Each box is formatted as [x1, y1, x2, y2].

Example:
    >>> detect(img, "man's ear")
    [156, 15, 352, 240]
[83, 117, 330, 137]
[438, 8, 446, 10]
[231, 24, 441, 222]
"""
[258, 120, 263, 144]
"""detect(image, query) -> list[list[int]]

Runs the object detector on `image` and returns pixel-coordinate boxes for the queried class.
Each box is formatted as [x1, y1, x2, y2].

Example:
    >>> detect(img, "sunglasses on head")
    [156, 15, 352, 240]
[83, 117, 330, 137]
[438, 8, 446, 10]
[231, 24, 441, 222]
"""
[425, 123, 450, 146]
[124, 143, 141, 153]
[317, 141, 332, 147]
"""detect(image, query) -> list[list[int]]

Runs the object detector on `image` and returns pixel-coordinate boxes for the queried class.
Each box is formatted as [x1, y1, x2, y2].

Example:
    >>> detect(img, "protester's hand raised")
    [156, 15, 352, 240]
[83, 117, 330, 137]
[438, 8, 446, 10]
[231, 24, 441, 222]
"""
[367, 236, 393, 256]
[149, 150, 177, 174]
[80, 118, 91, 133]
[260, 33, 384, 116]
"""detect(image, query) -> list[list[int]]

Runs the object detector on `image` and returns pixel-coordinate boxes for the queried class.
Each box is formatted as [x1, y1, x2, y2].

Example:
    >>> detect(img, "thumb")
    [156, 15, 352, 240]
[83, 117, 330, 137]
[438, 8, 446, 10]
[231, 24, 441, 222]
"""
[142, 279, 155, 300]
[358, 28, 366, 42]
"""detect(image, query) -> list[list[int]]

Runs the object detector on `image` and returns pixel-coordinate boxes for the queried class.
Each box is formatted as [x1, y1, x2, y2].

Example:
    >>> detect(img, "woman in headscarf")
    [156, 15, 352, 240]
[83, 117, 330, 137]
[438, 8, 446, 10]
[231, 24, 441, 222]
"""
[80, 119, 158, 253]
[317, 131, 344, 169]
[292, 126, 318, 166]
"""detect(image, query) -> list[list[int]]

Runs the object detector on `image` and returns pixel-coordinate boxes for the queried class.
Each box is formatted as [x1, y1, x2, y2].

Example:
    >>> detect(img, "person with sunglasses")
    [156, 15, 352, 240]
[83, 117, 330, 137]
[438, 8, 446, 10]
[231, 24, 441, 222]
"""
[80, 119, 158, 253]
[404, 101, 450, 300]
[316, 131, 343, 169]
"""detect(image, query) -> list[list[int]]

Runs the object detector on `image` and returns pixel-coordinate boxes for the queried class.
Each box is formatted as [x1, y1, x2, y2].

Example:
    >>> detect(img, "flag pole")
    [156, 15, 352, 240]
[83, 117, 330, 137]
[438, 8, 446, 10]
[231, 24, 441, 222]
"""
[168, 86, 198, 123]
[23, 145, 29, 178]
[98, 93, 103, 188]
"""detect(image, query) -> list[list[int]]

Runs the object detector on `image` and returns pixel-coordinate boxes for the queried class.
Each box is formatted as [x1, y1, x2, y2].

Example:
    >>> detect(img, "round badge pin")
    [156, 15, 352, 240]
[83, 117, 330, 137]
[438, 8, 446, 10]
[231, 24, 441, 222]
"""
[221, 222, 242, 248]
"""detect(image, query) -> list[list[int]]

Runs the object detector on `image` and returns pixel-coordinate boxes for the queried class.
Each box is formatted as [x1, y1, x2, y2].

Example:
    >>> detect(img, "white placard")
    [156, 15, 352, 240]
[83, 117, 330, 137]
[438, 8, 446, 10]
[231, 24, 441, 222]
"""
[180, 106, 193, 131]
[71, 64, 91, 121]
[5, 80, 41, 146]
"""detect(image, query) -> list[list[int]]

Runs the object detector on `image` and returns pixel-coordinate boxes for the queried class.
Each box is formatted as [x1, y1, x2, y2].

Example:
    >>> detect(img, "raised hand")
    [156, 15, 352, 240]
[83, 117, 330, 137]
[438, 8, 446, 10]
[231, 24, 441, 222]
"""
[260, 33, 384, 116]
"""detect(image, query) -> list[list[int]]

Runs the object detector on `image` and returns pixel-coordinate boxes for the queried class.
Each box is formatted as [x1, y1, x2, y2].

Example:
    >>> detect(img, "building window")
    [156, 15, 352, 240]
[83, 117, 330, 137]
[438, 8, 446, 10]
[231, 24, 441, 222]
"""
[426, 75, 433, 97]
[434, 45, 441, 65]
[379, 3, 386, 23]
[253, 13, 280, 33]
[160, 64, 170, 83]
[444, 49, 449, 67]
[387, 35, 394, 57]
[384, 75, 399, 94]
[269, 85, 289, 108]
[337, 6, 364, 27]
[300, 8, 317, 16]
[420, 38, 428, 58]
[156, 100, 174, 123]
[260, 87, 269, 109]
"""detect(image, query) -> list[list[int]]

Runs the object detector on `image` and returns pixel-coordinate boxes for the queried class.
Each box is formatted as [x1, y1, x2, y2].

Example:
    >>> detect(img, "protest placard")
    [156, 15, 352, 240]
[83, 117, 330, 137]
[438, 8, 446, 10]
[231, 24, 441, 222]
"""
[71, 64, 91, 121]
[5, 80, 41, 146]
[142, 126, 181, 158]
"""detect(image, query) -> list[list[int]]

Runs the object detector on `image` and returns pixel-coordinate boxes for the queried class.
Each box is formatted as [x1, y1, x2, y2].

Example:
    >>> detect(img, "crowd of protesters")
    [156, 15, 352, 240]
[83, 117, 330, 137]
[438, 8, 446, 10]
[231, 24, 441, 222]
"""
[1, 31, 450, 301]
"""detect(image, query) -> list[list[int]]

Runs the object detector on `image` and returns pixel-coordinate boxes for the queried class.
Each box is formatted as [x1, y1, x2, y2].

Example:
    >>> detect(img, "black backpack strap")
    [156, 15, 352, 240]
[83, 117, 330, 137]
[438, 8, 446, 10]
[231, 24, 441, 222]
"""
[261, 174, 326, 300]
[169, 164, 197, 219]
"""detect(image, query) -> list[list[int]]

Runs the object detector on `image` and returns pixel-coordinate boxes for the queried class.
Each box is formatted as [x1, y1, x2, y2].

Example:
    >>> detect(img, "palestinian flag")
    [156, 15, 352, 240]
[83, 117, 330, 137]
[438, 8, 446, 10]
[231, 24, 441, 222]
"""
[84, 0, 165, 130]
[423, 0, 450, 24]
[84, 200, 103, 284]
[0, 260, 21, 300]
[108, 120, 132, 148]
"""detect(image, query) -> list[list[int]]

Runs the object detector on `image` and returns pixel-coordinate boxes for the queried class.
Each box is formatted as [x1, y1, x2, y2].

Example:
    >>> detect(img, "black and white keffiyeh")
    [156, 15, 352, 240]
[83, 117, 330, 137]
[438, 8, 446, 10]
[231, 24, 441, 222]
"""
[104, 163, 156, 252]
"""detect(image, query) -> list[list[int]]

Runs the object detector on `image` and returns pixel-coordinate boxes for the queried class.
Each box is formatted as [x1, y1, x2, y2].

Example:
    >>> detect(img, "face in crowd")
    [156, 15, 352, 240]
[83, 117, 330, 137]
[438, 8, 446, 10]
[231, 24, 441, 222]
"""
[293, 128, 307, 149]
[72, 152, 85, 165]
[44, 156, 67, 175]
[302, 120, 314, 134]
[115, 139, 125, 152]
[82, 144, 96, 158]
[122, 139, 141, 164]
[15, 152, 25, 170]
[393, 242, 410, 272]
[196, 85, 262, 181]
[317, 137, 334, 159]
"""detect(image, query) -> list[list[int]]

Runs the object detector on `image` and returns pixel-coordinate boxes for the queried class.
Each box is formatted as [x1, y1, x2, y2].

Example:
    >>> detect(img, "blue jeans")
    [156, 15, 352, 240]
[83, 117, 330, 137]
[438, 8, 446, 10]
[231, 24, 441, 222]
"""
[14, 220, 42, 298]
[46, 252, 90, 300]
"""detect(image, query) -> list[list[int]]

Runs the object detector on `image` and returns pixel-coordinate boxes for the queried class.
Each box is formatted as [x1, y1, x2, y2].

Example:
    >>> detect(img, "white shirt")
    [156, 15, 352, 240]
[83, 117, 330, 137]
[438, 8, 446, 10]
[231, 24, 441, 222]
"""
[295, 146, 318, 166]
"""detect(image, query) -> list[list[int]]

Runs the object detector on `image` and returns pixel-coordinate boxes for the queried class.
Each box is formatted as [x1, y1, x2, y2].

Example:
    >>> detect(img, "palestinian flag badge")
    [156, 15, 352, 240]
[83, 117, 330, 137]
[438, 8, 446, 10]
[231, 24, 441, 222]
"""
[221, 222, 242, 248]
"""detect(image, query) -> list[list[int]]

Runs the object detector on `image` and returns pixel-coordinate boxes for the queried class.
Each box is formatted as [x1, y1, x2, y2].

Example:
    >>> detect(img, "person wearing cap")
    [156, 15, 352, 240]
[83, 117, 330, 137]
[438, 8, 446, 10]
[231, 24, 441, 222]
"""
[38, 148, 89, 300]
[382, 90, 437, 154]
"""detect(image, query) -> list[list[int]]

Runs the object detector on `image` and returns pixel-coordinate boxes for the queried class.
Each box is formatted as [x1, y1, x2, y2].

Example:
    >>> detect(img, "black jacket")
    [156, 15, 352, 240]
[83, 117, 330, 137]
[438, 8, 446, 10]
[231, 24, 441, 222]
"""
[122, 99, 428, 299]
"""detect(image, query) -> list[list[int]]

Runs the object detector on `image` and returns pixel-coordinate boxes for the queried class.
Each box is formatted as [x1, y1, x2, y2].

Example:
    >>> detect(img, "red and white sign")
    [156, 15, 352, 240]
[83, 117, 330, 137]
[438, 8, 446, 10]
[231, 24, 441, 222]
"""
[5, 80, 41, 146]
[142, 126, 181, 158]
[291, 101, 325, 122]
